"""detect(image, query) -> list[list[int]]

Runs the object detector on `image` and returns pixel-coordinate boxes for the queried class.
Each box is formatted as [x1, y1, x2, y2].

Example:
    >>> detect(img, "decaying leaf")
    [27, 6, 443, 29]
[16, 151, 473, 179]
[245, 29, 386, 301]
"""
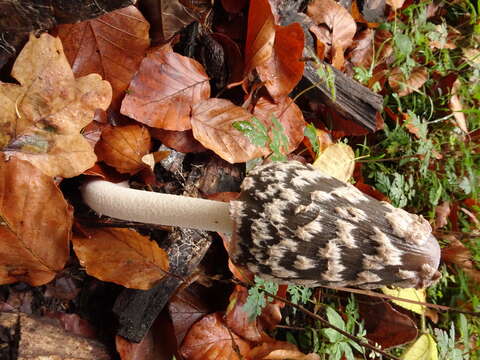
[96, 124, 152, 174]
[382, 287, 426, 315]
[401, 334, 438, 360]
[191, 98, 267, 163]
[312, 143, 355, 182]
[121, 43, 210, 131]
[389, 67, 428, 96]
[256, 23, 305, 101]
[0, 33, 112, 178]
[449, 79, 468, 133]
[0, 157, 72, 286]
[180, 312, 251, 360]
[72, 228, 169, 290]
[57, 6, 150, 110]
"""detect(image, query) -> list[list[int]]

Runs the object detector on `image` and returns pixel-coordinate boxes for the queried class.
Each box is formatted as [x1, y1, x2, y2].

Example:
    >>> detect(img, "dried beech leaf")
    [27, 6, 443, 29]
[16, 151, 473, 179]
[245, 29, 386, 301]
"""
[449, 79, 468, 133]
[244, 0, 276, 74]
[96, 124, 152, 174]
[257, 23, 305, 101]
[349, 28, 375, 68]
[121, 44, 210, 131]
[313, 143, 355, 182]
[253, 97, 306, 154]
[0, 33, 112, 178]
[191, 98, 267, 163]
[150, 129, 207, 153]
[57, 6, 150, 110]
[72, 228, 169, 290]
[180, 312, 251, 360]
[307, 0, 357, 68]
[389, 67, 428, 96]
[0, 157, 72, 286]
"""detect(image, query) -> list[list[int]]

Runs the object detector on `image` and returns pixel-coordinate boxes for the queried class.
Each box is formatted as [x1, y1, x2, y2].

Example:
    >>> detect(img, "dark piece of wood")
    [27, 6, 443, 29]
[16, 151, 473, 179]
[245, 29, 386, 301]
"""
[273, 0, 383, 132]
[113, 228, 212, 342]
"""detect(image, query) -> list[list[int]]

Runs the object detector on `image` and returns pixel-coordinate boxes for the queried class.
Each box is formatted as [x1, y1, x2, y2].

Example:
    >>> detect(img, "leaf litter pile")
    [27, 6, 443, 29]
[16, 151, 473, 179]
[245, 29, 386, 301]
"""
[0, 0, 479, 359]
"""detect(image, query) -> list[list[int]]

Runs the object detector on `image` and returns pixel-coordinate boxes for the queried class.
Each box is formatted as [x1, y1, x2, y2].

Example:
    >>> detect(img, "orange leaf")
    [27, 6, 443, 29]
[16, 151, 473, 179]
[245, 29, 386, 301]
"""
[389, 67, 428, 96]
[121, 43, 210, 131]
[0, 33, 112, 178]
[96, 124, 152, 174]
[253, 97, 306, 154]
[180, 312, 251, 360]
[257, 23, 305, 101]
[57, 6, 150, 111]
[249, 341, 320, 360]
[244, 0, 276, 74]
[0, 157, 72, 286]
[72, 228, 169, 290]
[191, 98, 267, 163]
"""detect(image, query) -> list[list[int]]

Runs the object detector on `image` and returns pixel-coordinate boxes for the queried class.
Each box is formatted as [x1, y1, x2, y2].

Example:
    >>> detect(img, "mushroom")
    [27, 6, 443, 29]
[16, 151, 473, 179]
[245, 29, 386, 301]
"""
[82, 160, 441, 289]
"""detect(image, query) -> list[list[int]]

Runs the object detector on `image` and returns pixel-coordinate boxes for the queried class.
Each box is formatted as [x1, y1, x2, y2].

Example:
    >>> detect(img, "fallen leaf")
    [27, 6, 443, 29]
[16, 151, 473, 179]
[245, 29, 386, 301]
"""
[0, 157, 72, 286]
[349, 28, 375, 68]
[386, 0, 406, 10]
[249, 341, 320, 360]
[389, 67, 428, 96]
[442, 238, 480, 284]
[382, 287, 426, 315]
[401, 334, 438, 360]
[96, 124, 152, 174]
[57, 6, 150, 110]
[312, 143, 355, 182]
[434, 201, 450, 229]
[221, 0, 248, 13]
[72, 228, 169, 290]
[244, 0, 276, 74]
[257, 22, 305, 101]
[121, 43, 210, 131]
[253, 97, 306, 154]
[150, 129, 207, 153]
[307, 0, 357, 69]
[180, 312, 251, 360]
[449, 79, 468, 133]
[191, 98, 267, 163]
[0, 33, 112, 177]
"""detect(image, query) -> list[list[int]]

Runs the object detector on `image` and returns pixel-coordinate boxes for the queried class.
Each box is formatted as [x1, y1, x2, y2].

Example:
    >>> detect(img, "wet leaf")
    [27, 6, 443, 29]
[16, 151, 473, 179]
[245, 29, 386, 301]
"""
[0, 33, 112, 177]
[313, 143, 355, 182]
[382, 287, 426, 315]
[401, 334, 438, 360]
[0, 157, 72, 286]
[72, 228, 169, 290]
[256, 23, 305, 101]
[389, 67, 428, 97]
[180, 312, 251, 360]
[191, 98, 267, 163]
[96, 124, 152, 174]
[57, 6, 150, 110]
[121, 43, 210, 131]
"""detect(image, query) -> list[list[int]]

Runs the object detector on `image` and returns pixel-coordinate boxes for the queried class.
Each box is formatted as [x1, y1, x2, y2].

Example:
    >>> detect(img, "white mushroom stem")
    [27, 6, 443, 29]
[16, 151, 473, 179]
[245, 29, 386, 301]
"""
[81, 180, 234, 234]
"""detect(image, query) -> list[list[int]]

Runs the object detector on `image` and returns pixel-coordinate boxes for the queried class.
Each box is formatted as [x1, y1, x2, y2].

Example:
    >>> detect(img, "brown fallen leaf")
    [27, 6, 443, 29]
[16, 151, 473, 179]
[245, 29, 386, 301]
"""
[442, 237, 480, 284]
[57, 6, 150, 111]
[386, 0, 406, 10]
[96, 124, 152, 174]
[191, 98, 267, 163]
[0, 33, 112, 178]
[449, 79, 468, 133]
[249, 341, 320, 360]
[121, 43, 210, 131]
[434, 201, 451, 229]
[389, 67, 428, 97]
[256, 23, 305, 102]
[0, 157, 72, 286]
[72, 228, 169, 290]
[150, 129, 207, 154]
[349, 28, 375, 68]
[180, 312, 251, 360]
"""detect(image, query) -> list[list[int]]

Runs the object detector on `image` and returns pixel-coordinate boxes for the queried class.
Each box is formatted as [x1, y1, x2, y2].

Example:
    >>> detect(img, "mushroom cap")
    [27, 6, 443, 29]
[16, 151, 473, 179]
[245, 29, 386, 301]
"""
[229, 161, 441, 289]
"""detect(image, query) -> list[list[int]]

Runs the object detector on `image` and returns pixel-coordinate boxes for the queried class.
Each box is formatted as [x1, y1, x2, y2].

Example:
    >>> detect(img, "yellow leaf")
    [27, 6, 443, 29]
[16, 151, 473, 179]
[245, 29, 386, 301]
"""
[401, 334, 438, 360]
[382, 287, 426, 315]
[312, 143, 355, 182]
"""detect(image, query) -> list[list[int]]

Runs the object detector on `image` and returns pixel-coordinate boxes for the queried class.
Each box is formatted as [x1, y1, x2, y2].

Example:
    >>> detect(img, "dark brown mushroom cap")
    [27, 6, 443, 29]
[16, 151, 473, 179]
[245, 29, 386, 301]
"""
[229, 161, 441, 289]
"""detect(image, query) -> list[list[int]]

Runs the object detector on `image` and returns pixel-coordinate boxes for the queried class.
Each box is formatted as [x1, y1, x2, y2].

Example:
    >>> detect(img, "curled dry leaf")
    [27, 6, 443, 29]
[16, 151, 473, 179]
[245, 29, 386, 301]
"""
[0, 157, 72, 286]
[72, 228, 169, 290]
[57, 6, 150, 110]
[244, 0, 275, 74]
[121, 43, 210, 131]
[389, 67, 428, 96]
[96, 124, 152, 174]
[312, 143, 355, 182]
[0, 33, 112, 178]
[307, 0, 357, 69]
[180, 312, 251, 360]
[449, 79, 468, 133]
[253, 97, 306, 154]
[256, 22, 305, 101]
[191, 98, 267, 163]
